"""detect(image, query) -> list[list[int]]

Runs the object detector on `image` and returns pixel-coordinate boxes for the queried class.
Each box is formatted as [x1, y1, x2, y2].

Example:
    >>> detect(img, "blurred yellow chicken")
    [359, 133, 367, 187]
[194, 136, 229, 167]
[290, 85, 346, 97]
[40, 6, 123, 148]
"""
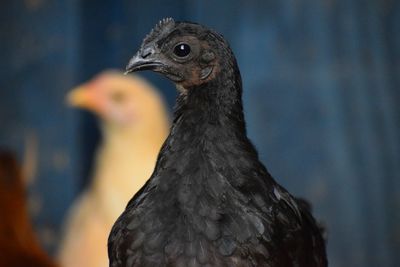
[58, 71, 169, 267]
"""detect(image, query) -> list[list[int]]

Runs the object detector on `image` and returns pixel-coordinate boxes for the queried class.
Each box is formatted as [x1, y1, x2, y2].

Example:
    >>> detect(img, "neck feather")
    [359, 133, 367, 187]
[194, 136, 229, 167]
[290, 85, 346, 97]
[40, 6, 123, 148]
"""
[157, 59, 262, 174]
[175, 56, 245, 134]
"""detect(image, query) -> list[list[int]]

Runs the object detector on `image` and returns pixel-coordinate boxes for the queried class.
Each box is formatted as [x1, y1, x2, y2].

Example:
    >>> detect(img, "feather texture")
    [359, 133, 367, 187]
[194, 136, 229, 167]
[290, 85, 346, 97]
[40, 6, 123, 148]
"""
[109, 21, 327, 267]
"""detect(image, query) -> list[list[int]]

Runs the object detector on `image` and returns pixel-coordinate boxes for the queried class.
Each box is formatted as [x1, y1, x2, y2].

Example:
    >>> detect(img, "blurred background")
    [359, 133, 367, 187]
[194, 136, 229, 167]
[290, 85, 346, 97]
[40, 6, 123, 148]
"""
[0, 0, 399, 266]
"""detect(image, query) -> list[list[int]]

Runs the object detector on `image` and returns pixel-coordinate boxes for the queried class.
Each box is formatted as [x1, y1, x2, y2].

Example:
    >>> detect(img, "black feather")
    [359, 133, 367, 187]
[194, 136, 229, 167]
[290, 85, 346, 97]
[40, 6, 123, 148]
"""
[109, 19, 328, 267]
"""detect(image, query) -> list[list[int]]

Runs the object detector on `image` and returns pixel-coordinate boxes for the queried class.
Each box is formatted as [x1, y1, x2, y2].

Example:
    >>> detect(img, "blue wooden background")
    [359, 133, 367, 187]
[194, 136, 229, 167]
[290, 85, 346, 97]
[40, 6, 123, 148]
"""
[0, 0, 399, 266]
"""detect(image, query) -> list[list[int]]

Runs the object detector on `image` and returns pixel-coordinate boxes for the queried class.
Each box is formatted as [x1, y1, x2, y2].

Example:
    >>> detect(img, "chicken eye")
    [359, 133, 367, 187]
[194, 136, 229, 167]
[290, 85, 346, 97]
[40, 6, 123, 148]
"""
[173, 43, 191, 58]
[111, 91, 125, 103]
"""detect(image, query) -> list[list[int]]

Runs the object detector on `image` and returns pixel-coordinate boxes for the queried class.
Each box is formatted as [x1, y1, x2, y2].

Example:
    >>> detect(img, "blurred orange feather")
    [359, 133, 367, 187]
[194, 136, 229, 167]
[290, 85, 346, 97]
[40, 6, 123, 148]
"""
[0, 150, 58, 267]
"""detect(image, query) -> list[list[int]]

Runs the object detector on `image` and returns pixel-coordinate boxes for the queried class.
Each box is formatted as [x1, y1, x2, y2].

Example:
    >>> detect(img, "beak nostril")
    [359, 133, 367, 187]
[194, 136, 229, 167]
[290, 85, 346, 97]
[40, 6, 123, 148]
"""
[142, 52, 151, 58]
[141, 47, 154, 59]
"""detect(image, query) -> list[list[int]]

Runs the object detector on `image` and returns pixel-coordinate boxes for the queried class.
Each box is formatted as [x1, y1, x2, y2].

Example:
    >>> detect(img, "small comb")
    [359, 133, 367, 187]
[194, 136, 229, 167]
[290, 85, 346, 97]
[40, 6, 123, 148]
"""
[142, 18, 175, 46]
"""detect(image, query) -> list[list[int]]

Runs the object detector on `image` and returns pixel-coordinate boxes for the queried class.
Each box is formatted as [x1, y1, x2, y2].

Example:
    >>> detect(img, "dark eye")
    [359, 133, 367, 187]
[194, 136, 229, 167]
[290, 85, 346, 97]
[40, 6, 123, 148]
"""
[173, 43, 191, 58]
[111, 91, 125, 103]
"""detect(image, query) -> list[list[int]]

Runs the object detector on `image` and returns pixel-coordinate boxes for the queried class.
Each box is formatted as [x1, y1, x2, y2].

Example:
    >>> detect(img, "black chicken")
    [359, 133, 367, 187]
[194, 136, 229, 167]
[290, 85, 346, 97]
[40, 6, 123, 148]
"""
[0, 150, 58, 267]
[108, 18, 327, 267]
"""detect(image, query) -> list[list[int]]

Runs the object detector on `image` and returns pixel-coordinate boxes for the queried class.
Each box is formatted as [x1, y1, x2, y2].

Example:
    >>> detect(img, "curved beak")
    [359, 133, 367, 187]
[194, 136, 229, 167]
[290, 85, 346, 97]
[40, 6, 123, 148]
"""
[125, 47, 164, 75]
[124, 46, 183, 82]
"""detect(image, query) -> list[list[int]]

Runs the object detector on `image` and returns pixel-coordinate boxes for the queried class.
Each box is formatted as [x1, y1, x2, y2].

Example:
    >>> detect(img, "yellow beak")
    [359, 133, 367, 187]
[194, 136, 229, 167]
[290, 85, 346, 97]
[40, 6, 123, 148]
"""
[67, 86, 95, 109]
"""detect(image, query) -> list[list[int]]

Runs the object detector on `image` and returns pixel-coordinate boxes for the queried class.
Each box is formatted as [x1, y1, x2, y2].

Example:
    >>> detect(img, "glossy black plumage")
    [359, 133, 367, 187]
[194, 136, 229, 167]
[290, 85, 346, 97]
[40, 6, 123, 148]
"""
[108, 18, 327, 267]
